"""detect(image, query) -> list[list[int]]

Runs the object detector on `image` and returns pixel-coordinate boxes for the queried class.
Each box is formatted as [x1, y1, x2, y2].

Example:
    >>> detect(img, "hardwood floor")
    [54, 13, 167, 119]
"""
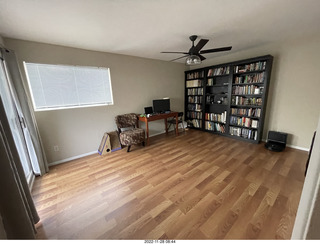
[32, 129, 307, 239]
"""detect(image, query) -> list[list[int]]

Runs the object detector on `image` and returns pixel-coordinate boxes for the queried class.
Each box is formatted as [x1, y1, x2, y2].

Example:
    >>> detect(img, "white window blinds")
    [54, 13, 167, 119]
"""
[24, 63, 113, 111]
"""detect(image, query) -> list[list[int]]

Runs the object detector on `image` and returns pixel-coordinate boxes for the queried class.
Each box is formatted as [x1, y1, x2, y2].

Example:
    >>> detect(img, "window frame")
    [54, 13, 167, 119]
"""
[23, 62, 114, 111]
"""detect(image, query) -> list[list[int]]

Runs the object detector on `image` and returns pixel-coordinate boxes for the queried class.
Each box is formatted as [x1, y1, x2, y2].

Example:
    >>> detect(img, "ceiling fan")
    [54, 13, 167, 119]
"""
[161, 35, 232, 65]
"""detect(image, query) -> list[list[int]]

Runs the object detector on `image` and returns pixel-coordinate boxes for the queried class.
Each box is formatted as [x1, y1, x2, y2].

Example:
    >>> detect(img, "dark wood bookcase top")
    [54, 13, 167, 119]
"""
[184, 55, 273, 143]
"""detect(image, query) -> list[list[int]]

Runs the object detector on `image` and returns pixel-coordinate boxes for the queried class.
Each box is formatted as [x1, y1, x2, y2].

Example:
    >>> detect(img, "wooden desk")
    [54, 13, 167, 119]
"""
[138, 111, 179, 145]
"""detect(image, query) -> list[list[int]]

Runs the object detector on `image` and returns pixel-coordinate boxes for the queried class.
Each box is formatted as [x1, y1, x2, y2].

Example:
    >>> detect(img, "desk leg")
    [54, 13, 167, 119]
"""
[165, 118, 168, 134]
[146, 121, 150, 145]
[176, 115, 179, 135]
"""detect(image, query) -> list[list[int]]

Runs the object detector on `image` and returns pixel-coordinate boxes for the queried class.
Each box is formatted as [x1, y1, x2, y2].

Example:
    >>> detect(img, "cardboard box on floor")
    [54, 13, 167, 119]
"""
[98, 131, 122, 155]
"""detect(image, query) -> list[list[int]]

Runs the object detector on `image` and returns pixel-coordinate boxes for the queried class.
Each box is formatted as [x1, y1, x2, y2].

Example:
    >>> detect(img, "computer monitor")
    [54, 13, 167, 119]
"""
[144, 106, 153, 114]
[153, 98, 170, 114]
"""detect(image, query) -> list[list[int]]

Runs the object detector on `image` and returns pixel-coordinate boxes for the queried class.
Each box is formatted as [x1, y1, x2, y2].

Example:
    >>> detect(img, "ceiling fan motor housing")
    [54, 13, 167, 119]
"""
[161, 35, 232, 63]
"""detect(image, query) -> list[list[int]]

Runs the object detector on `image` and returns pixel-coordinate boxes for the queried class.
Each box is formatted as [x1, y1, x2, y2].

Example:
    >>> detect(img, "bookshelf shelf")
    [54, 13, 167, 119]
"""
[205, 120, 226, 124]
[231, 104, 262, 107]
[207, 74, 229, 78]
[207, 84, 229, 87]
[206, 103, 228, 106]
[232, 107, 262, 111]
[229, 124, 258, 130]
[232, 82, 264, 86]
[234, 70, 265, 75]
[231, 94, 263, 97]
[206, 92, 228, 95]
[186, 78, 204, 81]
[185, 55, 273, 143]
[230, 115, 260, 119]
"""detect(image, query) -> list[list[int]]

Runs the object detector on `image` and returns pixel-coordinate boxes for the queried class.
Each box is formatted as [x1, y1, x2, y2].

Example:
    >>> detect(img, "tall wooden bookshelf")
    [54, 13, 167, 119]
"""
[184, 55, 273, 143]
[185, 70, 204, 129]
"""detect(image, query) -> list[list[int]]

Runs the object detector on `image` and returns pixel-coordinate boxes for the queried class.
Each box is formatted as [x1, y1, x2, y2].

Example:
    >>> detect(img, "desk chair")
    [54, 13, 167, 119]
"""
[115, 113, 145, 152]
[167, 112, 185, 132]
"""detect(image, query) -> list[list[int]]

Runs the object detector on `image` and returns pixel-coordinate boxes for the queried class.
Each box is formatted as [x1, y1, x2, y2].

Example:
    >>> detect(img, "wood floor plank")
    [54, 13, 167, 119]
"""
[32, 129, 307, 239]
[166, 191, 218, 239]
[257, 194, 288, 239]
[145, 208, 183, 240]
[224, 185, 268, 239]
[199, 179, 249, 238]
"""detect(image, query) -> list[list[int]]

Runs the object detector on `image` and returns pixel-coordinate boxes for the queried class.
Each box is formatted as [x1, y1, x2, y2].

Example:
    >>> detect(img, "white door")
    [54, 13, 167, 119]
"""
[0, 59, 33, 183]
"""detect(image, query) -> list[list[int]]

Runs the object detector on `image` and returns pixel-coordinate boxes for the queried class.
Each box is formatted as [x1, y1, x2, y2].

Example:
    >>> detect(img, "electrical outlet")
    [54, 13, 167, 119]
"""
[53, 145, 59, 152]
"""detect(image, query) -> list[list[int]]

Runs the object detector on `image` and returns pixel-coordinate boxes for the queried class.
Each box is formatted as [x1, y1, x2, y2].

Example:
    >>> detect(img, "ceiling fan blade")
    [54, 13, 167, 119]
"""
[161, 51, 189, 54]
[193, 39, 209, 53]
[198, 54, 206, 61]
[200, 46, 232, 54]
[170, 55, 189, 62]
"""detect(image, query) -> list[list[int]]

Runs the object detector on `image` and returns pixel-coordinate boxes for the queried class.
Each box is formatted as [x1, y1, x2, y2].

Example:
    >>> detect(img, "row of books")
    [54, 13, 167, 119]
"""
[229, 126, 258, 140]
[234, 73, 265, 84]
[205, 111, 227, 123]
[188, 95, 203, 104]
[187, 88, 203, 95]
[190, 119, 202, 128]
[207, 78, 229, 86]
[234, 61, 266, 73]
[187, 104, 202, 111]
[232, 85, 264, 95]
[231, 96, 263, 106]
[187, 111, 202, 120]
[207, 66, 230, 77]
[187, 71, 204, 79]
[205, 121, 225, 133]
[231, 108, 261, 118]
[230, 116, 258, 128]
[186, 79, 203, 88]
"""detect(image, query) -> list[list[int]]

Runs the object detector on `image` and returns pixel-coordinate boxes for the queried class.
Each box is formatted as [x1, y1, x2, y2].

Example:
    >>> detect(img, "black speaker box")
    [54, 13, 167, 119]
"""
[265, 131, 288, 152]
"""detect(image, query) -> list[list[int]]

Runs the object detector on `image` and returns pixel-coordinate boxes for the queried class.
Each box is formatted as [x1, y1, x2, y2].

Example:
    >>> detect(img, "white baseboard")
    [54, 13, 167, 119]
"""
[28, 174, 35, 190]
[287, 144, 309, 152]
[149, 125, 185, 137]
[262, 139, 309, 152]
[149, 131, 166, 137]
[49, 130, 308, 168]
[48, 130, 177, 167]
[49, 151, 97, 167]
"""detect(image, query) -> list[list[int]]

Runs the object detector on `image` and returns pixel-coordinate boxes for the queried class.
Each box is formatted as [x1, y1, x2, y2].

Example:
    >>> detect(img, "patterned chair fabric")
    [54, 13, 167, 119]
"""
[115, 113, 145, 151]
[115, 113, 138, 129]
[119, 129, 145, 146]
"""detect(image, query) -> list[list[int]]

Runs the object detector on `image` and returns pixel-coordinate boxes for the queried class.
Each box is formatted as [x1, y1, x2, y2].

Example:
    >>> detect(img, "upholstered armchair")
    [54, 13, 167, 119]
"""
[115, 113, 145, 152]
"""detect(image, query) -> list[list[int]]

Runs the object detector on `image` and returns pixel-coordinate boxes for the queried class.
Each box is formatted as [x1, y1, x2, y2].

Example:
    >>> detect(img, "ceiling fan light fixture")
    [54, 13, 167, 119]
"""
[162, 35, 232, 63]
[186, 55, 201, 65]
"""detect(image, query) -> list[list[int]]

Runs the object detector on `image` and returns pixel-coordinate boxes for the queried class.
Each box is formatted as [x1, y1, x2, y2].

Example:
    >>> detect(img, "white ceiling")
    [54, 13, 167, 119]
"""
[0, 0, 320, 63]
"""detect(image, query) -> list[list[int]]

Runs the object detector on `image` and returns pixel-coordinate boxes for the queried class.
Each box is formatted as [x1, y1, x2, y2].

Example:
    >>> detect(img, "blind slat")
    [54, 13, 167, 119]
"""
[24, 63, 113, 111]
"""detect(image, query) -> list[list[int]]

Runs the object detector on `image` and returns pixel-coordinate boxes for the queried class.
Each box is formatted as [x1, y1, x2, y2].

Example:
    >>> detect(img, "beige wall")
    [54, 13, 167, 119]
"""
[191, 34, 320, 149]
[0, 36, 4, 47]
[4, 34, 320, 163]
[4, 38, 185, 163]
